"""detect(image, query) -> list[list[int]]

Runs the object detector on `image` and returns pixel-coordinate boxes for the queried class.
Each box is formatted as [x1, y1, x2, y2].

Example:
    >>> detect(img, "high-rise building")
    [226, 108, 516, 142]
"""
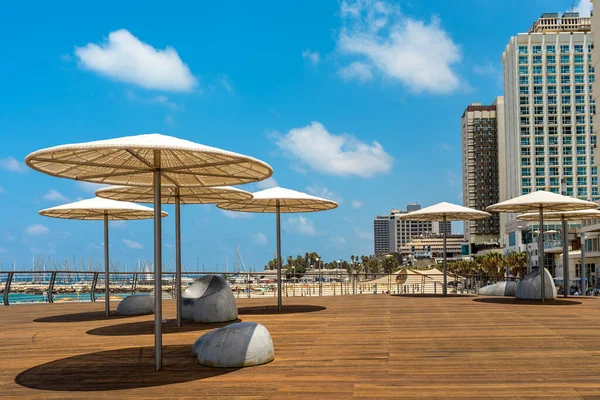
[373, 204, 434, 255]
[461, 98, 503, 244]
[373, 214, 395, 255]
[592, 3, 600, 147]
[502, 12, 598, 247]
[432, 220, 452, 236]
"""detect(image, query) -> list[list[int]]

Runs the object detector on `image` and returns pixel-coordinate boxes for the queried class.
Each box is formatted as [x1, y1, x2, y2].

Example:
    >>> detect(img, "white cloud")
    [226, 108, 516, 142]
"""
[445, 169, 458, 187]
[0, 186, 5, 194]
[219, 74, 234, 93]
[25, 224, 49, 236]
[75, 181, 110, 194]
[573, 0, 592, 16]
[302, 49, 321, 65]
[338, 61, 373, 81]
[257, 177, 278, 190]
[74, 29, 197, 92]
[305, 185, 342, 203]
[111, 221, 127, 229]
[285, 216, 318, 236]
[253, 232, 268, 245]
[43, 189, 69, 202]
[0, 247, 6, 253]
[220, 210, 253, 219]
[276, 121, 392, 177]
[123, 239, 143, 249]
[351, 200, 363, 208]
[330, 235, 347, 244]
[337, 0, 462, 94]
[0, 156, 27, 173]
[165, 115, 174, 125]
[125, 89, 178, 110]
[355, 227, 372, 240]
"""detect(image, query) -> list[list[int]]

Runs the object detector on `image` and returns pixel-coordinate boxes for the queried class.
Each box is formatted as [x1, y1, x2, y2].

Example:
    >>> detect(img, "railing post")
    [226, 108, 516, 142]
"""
[132, 273, 138, 295]
[91, 272, 99, 302]
[247, 273, 251, 299]
[48, 271, 57, 304]
[3, 272, 13, 306]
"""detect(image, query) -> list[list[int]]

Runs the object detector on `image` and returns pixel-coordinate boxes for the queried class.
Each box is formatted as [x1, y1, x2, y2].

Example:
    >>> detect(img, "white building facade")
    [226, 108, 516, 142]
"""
[502, 12, 598, 248]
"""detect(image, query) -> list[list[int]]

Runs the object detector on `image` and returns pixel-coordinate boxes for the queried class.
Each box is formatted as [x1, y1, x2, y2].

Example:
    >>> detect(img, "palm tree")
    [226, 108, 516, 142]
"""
[506, 252, 527, 278]
[481, 253, 504, 282]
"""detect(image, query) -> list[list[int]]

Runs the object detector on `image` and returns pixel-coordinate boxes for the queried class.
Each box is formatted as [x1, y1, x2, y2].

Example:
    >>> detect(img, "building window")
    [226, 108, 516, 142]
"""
[548, 86, 557, 94]
[550, 177, 559, 186]
[533, 55, 542, 65]
[535, 157, 544, 166]
[522, 167, 531, 176]
[546, 45, 555, 54]
[578, 187, 588, 197]
[535, 148, 545, 156]
[562, 115, 572, 124]
[574, 65, 584, 74]
[561, 76, 571, 84]
[574, 44, 583, 53]
[576, 125, 586, 135]
[578, 156, 587, 165]
[521, 137, 530, 146]
[519, 66, 528, 75]
[534, 76, 543, 85]
[562, 96, 571, 105]
[535, 167, 545, 176]
[522, 178, 531, 187]
[563, 136, 572, 145]
[534, 137, 543, 146]
[575, 75, 585, 84]
[564, 156, 573, 165]
[520, 76, 529, 85]
[564, 147, 573, 157]
[566, 177, 573, 186]
[519, 55, 528, 64]
[521, 158, 531, 166]
[564, 167, 573, 175]
[522, 188, 531, 195]
[549, 167, 559, 176]
[574, 54, 584, 63]
[521, 148, 531, 156]
[578, 177, 588, 186]
[578, 166, 587, 175]
[548, 75, 556, 84]
[561, 65, 570, 74]
[533, 45, 542, 54]
[536, 177, 546, 187]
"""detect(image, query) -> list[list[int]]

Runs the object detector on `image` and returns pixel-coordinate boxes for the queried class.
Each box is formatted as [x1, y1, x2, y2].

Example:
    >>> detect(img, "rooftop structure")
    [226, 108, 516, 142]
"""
[529, 12, 591, 33]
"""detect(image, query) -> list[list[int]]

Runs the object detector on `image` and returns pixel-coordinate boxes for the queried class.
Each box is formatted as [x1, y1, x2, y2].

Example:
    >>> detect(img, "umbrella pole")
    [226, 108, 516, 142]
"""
[175, 190, 182, 327]
[539, 206, 545, 303]
[154, 151, 163, 371]
[581, 233, 586, 295]
[562, 215, 569, 298]
[443, 215, 447, 296]
[276, 200, 282, 312]
[104, 212, 110, 318]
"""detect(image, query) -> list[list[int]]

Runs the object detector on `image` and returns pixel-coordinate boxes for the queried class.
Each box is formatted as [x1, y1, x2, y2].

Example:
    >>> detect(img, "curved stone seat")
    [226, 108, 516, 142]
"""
[478, 281, 517, 297]
[115, 295, 154, 316]
[193, 322, 274, 367]
[182, 275, 238, 323]
[516, 268, 557, 300]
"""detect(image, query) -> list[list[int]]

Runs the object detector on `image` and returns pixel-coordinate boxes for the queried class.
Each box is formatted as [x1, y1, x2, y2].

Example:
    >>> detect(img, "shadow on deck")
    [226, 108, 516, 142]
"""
[15, 345, 238, 391]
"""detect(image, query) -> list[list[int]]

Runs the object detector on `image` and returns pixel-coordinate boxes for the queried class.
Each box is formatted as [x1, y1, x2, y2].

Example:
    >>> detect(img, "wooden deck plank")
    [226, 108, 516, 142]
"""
[1, 295, 600, 398]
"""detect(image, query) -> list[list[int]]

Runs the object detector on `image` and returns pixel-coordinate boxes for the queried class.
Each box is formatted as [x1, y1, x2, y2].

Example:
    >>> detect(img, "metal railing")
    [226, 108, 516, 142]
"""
[0, 270, 511, 305]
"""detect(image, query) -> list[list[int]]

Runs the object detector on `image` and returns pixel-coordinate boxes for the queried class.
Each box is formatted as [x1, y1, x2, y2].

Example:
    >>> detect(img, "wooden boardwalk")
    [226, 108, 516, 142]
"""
[2, 294, 600, 399]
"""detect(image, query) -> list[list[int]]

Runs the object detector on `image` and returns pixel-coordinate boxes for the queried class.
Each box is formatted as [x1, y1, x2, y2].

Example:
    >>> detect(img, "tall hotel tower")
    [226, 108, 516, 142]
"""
[502, 12, 597, 206]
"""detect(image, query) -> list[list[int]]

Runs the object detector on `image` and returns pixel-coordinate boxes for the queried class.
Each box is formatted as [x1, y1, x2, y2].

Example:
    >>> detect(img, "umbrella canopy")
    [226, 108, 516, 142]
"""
[398, 202, 490, 296]
[516, 209, 600, 221]
[217, 186, 338, 312]
[397, 202, 491, 221]
[517, 208, 600, 300]
[38, 197, 167, 220]
[488, 191, 597, 302]
[95, 185, 253, 327]
[217, 187, 338, 213]
[25, 133, 273, 187]
[486, 191, 598, 213]
[95, 185, 253, 204]
[39, 197, 166, 318]
[26, 133, 273, 371]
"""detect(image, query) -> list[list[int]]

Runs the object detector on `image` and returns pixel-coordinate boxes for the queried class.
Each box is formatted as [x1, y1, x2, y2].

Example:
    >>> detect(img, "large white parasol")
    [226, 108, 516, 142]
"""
[517, 209, 600, 298]
[398, 202, 490, 296]
[217, 187, 338, 311]
[38, 197, 167, 317]
[95, 185, 253, 326]
[26, 133, 273, 371]
[487, 191, 597, 302]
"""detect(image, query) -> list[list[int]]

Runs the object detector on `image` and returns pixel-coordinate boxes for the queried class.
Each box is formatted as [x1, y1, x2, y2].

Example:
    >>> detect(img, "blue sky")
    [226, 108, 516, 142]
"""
[0, 0, 591, 272]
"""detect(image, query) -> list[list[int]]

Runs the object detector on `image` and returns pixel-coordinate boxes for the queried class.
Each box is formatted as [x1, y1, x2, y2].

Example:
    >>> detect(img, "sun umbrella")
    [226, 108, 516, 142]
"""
[487, 191, 597, 302]
[95, 185, 253, 326]
[217, 187, 338, 311]
[398, 202, 490, 296]
[517, 209, 600, 298]
[38, 197, 167, 317]
[25, 133, 273, 371]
